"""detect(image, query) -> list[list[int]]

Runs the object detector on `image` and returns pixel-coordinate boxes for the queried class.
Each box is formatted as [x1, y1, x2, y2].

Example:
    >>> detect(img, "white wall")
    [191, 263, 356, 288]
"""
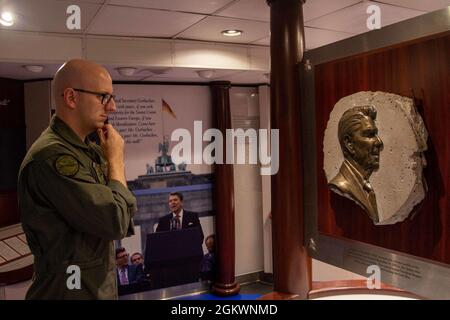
[24, 81, 52, 150]
[258, 85, 273, 274]
[230, 87, 264, 276]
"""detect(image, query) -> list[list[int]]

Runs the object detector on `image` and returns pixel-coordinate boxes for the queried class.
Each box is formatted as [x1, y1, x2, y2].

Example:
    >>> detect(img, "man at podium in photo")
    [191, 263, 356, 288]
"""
[156, 192, 204, 242]
[150, 192, 204, 288]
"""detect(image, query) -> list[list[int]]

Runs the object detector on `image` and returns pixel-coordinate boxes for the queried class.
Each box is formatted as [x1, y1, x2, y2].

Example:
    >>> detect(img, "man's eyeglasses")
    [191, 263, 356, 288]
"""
[117, 254, 128, 260]
[70, 88, 115, 105]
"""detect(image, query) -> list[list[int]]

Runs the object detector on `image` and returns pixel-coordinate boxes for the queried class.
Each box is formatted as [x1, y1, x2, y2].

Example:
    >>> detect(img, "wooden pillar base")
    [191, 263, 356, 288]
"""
[212, 282, 241, 297]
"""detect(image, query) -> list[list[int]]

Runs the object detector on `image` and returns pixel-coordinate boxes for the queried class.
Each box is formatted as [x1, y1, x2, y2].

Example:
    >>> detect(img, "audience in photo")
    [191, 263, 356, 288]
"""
[200, 234, 216, 281]
[130, 252, 144, 266]
[130, 252, 151, 281]
[115, 247, 145, 286]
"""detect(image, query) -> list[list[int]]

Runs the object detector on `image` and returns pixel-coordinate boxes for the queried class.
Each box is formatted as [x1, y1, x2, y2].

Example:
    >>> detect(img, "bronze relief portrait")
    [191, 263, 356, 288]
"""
[328, 105, 384, 223]
[323, 91, 428, 225]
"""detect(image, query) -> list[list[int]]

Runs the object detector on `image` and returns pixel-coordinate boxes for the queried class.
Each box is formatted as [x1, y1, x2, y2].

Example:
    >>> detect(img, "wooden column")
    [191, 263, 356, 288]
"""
[209, 81, 240, 296]
[266, 0, 311, 297]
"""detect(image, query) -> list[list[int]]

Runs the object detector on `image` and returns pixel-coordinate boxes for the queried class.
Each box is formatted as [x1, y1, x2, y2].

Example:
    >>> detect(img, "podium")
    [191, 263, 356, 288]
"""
[145, 227, 204, 289]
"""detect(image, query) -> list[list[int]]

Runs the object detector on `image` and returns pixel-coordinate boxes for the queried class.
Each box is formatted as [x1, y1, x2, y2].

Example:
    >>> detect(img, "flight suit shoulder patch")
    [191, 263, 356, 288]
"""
[54, 155, 79, 177]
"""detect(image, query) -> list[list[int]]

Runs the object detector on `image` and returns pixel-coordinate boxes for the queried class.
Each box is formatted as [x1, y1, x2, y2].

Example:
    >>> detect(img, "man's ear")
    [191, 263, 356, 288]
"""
[344, 134, 354, 155]
[63, 88, 77, 109]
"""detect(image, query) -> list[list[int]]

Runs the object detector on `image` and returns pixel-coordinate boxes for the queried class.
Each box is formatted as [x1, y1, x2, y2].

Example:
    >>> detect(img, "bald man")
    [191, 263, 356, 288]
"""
[18, 59, 136, 299]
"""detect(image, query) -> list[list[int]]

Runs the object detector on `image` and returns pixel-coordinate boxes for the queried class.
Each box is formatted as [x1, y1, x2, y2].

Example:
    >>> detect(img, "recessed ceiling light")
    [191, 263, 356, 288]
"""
[116, 67, 137, 77]
[23, 65, 44, 73]
[0, 11, 14, 27]
[196, 70, 215, 79]
[221, 29, 243, 37]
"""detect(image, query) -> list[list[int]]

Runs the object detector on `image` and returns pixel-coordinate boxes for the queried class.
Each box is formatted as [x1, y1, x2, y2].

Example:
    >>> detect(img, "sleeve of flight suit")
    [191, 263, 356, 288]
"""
[26, 149, 137, 240]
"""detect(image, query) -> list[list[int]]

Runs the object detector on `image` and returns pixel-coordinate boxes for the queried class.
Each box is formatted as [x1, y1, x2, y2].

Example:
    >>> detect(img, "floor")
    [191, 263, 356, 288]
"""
[120, 280, 273, 300]
[174, 281, 274, 300]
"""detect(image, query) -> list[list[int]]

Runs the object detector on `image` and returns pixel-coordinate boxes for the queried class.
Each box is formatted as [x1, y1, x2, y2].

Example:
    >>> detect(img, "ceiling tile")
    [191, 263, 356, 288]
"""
[217, 0, 270, 22]
[108, 0, 233, 14]
[0, 0, 101, 33]
[306, 1, 425, 34]
[376, 0, 450, 12]
[304, 27, 354, 50]
[216, 0, 369, 24]
[251, 28, 354, 50]
[177, 16, 269, 44]
[303, 0, 361, 22]
[216, 0, 365, 23]
[174, 41, 249, 69]
[87, 6, 205, 37]
[252, 36, 269, 46]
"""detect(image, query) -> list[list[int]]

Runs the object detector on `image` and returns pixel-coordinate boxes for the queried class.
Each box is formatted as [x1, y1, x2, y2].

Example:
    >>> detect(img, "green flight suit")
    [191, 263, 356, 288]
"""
[17, 116, 136, 300]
